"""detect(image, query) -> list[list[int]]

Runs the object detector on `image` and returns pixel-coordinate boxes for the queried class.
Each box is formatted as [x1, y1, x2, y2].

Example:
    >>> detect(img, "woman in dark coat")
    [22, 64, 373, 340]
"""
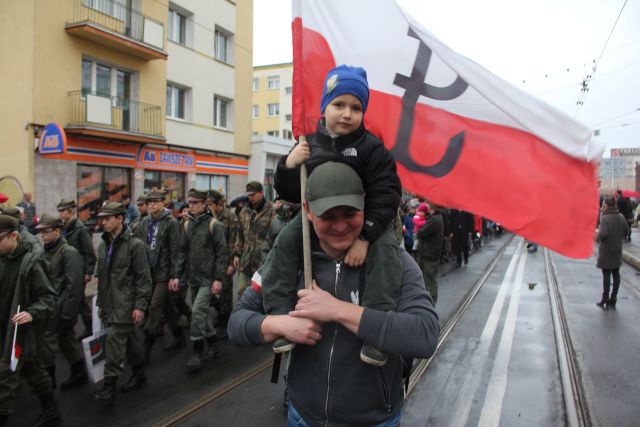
[596, 195, 629, 308]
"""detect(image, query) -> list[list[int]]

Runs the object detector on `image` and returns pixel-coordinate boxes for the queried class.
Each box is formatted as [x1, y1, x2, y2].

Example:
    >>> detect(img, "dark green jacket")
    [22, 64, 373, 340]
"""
[96, 227, 151, 324]
[19, 225, 42, 256]
[44, 237, 84, 321]
[133, 209, 182, 283]
[237, 200, 275, 276]
[181, 210, 227, 287]
[0, 239, 56, 362]
[215, 206, 240, 266]
[64, 218, 96, 276]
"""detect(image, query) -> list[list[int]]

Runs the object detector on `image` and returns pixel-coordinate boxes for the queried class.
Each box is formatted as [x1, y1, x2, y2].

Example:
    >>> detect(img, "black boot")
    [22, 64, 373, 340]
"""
[186, 340, 205, 373]
[0, 413, 8, 427]
[32, 394, 61, 427]
[216, 313, 229, 339]
[204, 336, 220, 360]
[608, 295, 617, 308]
[144, 333, 157, 365]
[164, 328, 187, 351]
[596, 292, 609, 309]
[60, 360, 88, 390]
[93, 376, 117, 402]
[46, 366, 57, 390]
[121, 365, 147, 392]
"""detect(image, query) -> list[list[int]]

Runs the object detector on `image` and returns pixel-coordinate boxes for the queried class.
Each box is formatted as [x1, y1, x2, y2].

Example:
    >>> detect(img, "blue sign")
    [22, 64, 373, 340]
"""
[39, 123, 67, 154]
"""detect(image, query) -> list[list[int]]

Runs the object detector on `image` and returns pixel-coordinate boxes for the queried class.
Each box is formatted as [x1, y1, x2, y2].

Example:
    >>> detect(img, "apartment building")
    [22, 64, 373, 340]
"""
[0, 0, 252, 229]
[249, 62, 294, 200]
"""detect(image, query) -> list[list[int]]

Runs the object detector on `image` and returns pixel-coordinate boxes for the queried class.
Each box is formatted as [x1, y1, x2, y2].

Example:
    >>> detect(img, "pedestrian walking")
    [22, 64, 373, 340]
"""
[178, 189, 227, 373]
[56, 199, 96, 339]
[132, 190, 184, 363]
[16, 192, 36, 233]
[93, 202, 151, 402]
[35, 214, 88, 390]
[0, 214, 59, 426]
[416, 204, 445, 305]
[596, 195, 629, 309]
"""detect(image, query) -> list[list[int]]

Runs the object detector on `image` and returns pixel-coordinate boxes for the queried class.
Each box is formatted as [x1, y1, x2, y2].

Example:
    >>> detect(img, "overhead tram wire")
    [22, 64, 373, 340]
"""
[574, 0, 628, 116]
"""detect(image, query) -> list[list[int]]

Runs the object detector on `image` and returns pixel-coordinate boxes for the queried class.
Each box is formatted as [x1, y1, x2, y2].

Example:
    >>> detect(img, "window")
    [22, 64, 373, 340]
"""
[168, 8, 186, 44]
[285, 86, 292, 95]
[77, 165, 131, 230]
[252, 105, 259, 119]
[82, 60, 92, 94]
[285, 114, 292, 122]
[144, 170, 185, 203]
[267, 76, 280, 90]
[196, 174, 228, 197]
[166, 83, 186, 119]
[252, 78, 259, 91]
[214, 96, 229, 128]
[215, 27, 233, 63]
[283, 129, 293, 140]
[267, 130, 279, 137]
[82, 59, 134, 99]
[267, 103, 280, 117]
[96, 64, 111, 97]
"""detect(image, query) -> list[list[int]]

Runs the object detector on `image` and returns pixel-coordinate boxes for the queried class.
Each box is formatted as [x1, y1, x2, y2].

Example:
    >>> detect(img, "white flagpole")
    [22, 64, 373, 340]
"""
[10, 305, 20, 372]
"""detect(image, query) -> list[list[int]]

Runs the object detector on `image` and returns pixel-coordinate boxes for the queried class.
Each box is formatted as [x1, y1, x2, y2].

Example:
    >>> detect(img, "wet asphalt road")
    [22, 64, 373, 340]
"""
[12, 231, 640, 426]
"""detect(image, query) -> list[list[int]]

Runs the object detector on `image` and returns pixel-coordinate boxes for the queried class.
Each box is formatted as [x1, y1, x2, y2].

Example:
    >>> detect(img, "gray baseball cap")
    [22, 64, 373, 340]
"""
[305, 162, 364, 216]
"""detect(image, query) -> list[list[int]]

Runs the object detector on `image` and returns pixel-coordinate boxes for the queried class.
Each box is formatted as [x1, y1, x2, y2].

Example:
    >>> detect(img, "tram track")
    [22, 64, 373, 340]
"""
[544, 248, 591, 426]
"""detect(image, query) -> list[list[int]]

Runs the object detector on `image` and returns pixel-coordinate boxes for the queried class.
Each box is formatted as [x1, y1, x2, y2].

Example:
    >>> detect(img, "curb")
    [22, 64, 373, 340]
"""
[622, 250, 640, 271]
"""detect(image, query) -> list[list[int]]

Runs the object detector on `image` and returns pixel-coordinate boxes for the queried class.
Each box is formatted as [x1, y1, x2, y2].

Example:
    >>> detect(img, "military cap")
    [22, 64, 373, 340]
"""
[187, 188, 207, 201]
[0, 206, 20, 219]
[35, 213, 64, 231]
[98, 201, 127, 217]
[306, 162, 364, 216]
[136, 195, 148, 203]
[146, 190, 167, 201]
[56, 199, 77, 211]
[246, 181, 264, 194]
[207, 190, 224, 202]
[0, 214, 19, 235]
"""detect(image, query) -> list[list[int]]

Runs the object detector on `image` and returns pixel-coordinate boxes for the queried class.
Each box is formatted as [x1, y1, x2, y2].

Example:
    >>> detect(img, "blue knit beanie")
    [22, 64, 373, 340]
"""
[320, 65, 370, 113]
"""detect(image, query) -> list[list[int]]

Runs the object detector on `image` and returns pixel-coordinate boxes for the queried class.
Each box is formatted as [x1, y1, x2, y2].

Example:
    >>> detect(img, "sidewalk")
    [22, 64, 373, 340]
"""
[622, 228, 640, 270]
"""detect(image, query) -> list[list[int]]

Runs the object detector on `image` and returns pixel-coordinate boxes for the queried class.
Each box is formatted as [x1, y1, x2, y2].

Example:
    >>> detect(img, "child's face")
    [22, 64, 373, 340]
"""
[324, 94, 364, 136]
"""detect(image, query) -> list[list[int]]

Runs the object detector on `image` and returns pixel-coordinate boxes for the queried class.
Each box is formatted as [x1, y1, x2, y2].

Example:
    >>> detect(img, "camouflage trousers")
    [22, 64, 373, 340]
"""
[0, 360, 52, 415]
[104, 323, 144, 379]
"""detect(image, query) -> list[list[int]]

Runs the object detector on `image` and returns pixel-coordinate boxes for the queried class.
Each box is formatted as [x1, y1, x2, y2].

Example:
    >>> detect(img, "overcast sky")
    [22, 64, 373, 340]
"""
[253, 0, 640, 158]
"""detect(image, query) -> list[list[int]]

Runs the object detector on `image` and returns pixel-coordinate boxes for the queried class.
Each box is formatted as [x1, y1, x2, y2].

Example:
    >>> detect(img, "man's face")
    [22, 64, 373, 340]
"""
[188, 198, 206, 216]
[308, 205, 364, 257]
[147, 199, 163, 216]
[207, 200, 223, 214]
[324, 94, 364, 136]
[0, 232, 18, 254]
[58, 209, 73, 222]
[247, 191, 264, 206]
[39, 227, 60, 245]
[24, 193, 32, 202]
[137, 201, 148, 215]
[101, 215, 122, 233]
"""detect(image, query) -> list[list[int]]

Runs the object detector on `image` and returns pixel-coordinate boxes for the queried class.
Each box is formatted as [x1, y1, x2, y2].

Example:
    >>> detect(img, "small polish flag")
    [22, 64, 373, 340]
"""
[10, 305, 21, 372]
[251, 271, 263, 293]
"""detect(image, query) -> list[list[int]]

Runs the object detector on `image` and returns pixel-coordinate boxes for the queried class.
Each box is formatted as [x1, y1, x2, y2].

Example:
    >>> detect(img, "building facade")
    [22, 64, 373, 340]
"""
[599, 148, 640, 191]
[0, 0, 252, 228]
[250, 62, 295, 199]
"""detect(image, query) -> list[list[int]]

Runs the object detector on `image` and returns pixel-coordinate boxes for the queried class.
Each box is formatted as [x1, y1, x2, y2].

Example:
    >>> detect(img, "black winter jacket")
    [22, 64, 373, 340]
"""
[274, 119, 401, 243]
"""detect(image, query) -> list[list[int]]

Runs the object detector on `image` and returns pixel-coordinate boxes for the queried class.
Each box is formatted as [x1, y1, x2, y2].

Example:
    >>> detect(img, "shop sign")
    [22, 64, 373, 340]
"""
[137, 146, 196, 172]
[39, 123, 67, 154]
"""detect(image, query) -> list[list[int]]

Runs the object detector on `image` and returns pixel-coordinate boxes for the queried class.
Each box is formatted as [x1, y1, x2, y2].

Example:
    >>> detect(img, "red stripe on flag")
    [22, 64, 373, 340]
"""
[14, 343, 21, 359]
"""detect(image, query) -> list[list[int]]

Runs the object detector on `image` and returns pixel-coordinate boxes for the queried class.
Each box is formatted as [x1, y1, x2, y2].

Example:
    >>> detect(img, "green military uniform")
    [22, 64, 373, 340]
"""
[0, 207, 42, 255]
[236, 185, 275, 297]
[57, 199, 97, 335]
[38, 221, 85, 386]
[95, 206, 151, 383]
[133, 192, 183, 359]
[209, 191, 240, 319]
[0, 215, 58, 422]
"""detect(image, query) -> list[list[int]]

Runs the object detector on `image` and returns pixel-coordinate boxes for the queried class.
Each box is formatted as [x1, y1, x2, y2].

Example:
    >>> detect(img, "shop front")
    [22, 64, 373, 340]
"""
[36, 133, 249, 229]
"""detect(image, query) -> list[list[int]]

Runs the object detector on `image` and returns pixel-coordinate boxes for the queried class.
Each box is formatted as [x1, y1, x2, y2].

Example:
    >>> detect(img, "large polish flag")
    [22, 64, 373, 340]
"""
[292, 0, 605, 258]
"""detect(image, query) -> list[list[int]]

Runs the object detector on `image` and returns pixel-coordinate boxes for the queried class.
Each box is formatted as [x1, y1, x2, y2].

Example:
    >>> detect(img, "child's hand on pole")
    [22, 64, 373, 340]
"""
[285, 140, 311, 168]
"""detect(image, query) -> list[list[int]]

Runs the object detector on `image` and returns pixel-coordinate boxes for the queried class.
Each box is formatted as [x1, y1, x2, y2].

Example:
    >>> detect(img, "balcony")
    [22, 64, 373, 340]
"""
[66, 91, 165, 143]
[66, 0, 167, 61]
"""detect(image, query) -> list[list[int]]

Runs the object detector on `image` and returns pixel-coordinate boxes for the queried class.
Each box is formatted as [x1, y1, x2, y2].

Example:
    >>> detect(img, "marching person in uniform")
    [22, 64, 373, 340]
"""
[56, 199, 97, 339]
[207, 190, 240, 337]
[178, 189, 227, 373]
[234, 181, 275, 298]
[0, 206, 42, 254]
[129, 195, 148, 234]
[0, 214, 59, 426]
[132, 190, 184, 362]
[35, 214, 88, 391]
[93, 202, 151, 402]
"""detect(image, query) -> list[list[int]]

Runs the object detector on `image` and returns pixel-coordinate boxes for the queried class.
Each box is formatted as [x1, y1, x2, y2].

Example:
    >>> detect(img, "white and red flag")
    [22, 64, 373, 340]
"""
[10, 305, 21, 372]
[292, 0, 605, 258]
